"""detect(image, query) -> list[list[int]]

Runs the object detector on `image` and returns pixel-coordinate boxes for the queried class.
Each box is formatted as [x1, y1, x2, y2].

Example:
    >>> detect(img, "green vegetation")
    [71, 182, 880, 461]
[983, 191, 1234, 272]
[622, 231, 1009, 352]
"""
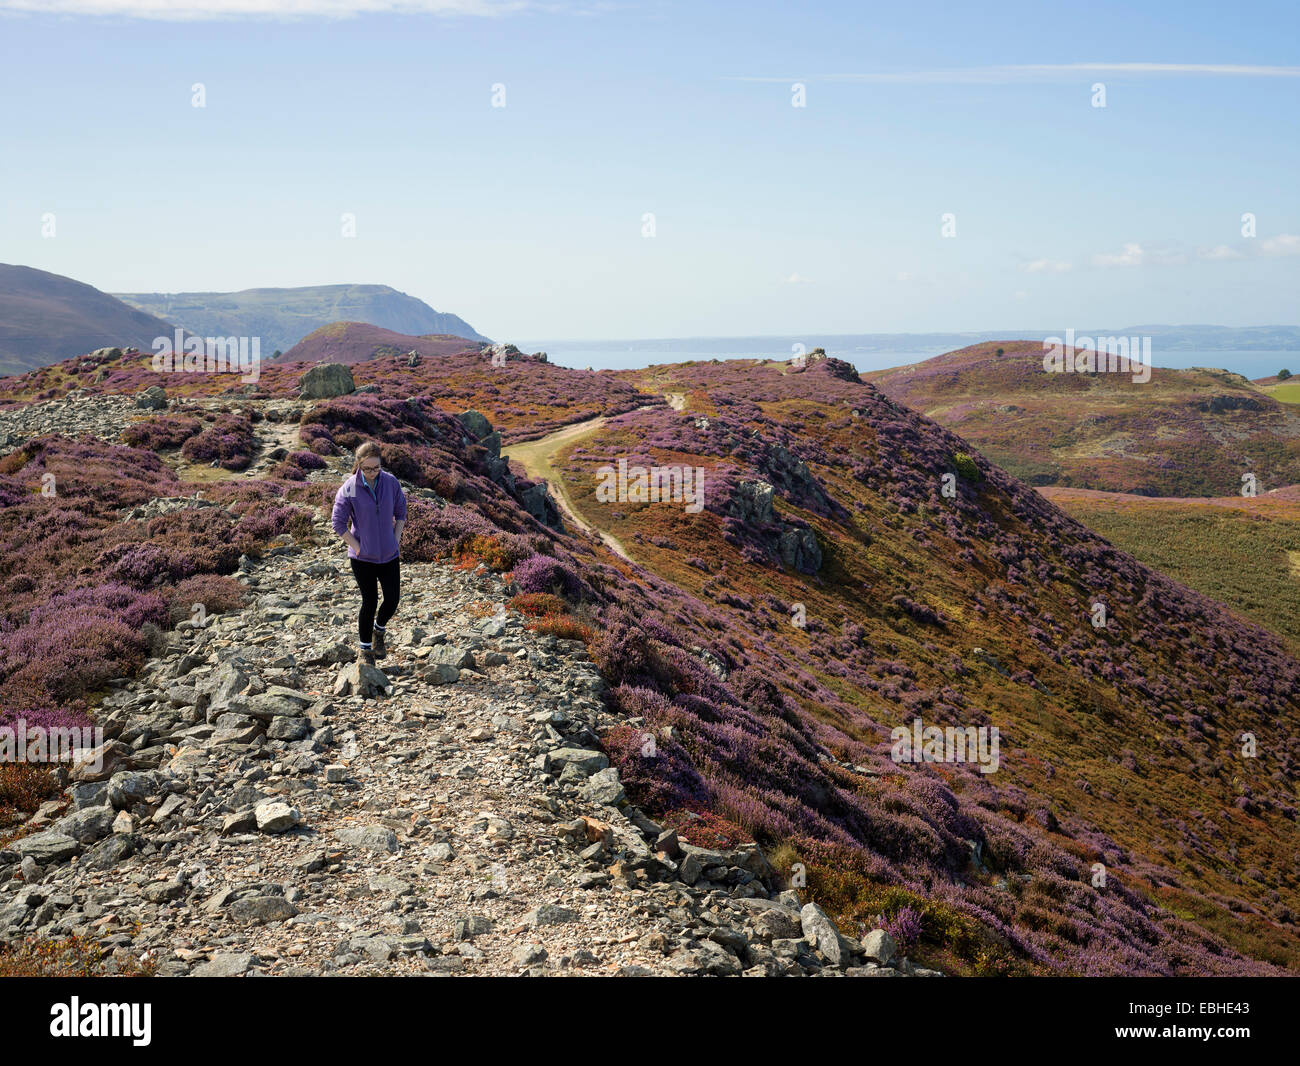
[1264, 382, 1300, 405]
[1051, 492, 1300, 650]
[953, 451, 982, 482]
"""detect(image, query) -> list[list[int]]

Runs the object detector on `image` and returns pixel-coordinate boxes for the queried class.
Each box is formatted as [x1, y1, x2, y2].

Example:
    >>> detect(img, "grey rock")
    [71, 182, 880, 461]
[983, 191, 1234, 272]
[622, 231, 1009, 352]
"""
[67, 781, 110, 809]
[142, 880, 187, 903]
[860, 928, 898, 967]
[135, 385, 168, 410]
[457, 410, 493, 440]
[49, 805, 115, 845]
[13, 832, 80, 865]
[80, 834, 134, 870]
[228, 895, 299, 924]
[523, 904, 578, 928]
[335, 825, 399, 854]
[800, 902, 851, 969]
[334, 663, 392, 699]
[191, 952, 254, 977]
[299, 363, 355, 399]
[254, 801, 300, 834]
[543, 747, 608, 776]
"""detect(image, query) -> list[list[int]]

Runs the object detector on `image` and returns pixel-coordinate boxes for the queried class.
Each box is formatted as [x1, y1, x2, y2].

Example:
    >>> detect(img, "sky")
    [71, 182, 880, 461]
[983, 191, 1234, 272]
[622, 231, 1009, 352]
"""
[1, 0, 1297, 342]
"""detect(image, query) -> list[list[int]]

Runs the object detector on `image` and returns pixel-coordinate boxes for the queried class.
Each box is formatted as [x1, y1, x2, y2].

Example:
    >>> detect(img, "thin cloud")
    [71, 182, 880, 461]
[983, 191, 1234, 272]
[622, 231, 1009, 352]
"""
[1260, 233, 1300, 256]
[1091, 242, 1187, 268]
[783, 272, 815, 285]
[1022, 258, 1072, 274]
[728, 63, 1300, 84]
[1093, 242, 1146, 267]
[1196, 235, 1300, 261]
[1199, 244, 1245, 261]
[0, 0, 535, 18]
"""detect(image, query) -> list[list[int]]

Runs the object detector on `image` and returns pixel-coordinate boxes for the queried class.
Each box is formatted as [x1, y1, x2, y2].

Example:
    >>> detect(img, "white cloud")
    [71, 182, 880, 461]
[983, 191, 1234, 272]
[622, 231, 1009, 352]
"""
[0, 0, 532, 18]
[895, 271, 912, 282]
[1013, 290, 1028, 301]
[1259, 233, 1300, 256]
[1195, 234, 1300, 261]
[1092, 242, 1146, 267]
[783, 272, 814, 285]
[1198, 244, 1244, 261]
[1022, 258, 1072, 274]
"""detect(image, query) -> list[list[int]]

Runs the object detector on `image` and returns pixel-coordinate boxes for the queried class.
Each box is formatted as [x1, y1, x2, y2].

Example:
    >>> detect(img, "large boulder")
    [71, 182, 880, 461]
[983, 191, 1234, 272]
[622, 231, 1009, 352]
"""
[299, 363, 355, 399]
[457, 410, 493, 440]
[135, 385, 168, 410]
[777, 525, 822, 574]
[800, 902, 851, 969]
[730, 480, 775, 525]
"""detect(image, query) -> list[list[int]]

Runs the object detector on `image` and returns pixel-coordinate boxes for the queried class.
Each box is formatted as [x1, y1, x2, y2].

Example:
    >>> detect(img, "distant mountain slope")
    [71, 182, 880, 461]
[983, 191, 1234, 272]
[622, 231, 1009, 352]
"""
[866, 341, 1300, 496]
[0, 264, 178, 376]
[114, 284, 489, 355]
[275, 322, 485, 366]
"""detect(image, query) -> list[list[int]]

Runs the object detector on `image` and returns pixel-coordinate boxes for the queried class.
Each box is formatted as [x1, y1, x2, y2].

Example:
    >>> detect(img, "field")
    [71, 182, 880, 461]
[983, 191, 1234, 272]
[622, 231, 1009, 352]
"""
[1042, 487, 1300, 651]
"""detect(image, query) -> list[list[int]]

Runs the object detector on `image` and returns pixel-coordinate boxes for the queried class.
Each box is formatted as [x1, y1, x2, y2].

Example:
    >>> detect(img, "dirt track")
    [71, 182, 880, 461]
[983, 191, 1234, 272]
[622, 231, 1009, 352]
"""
[502, 413, 637, 561]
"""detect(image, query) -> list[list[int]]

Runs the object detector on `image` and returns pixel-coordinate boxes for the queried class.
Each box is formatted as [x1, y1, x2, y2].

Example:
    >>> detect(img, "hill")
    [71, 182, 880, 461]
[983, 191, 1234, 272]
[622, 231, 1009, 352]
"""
[114, 284, 489, 355]
[5, 346, 1299, 975]
[1041, 486, 1300, 650]
[866, 341, 1300, 496]
[276, 322, 487, 366]
[0, 264, 178, 376]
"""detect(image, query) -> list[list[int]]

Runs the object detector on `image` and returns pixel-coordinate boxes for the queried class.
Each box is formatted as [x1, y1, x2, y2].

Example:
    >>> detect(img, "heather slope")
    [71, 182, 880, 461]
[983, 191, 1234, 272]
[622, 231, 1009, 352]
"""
[275, 323, 483, 365]
[866, 341, 1300, 496]
[0, 265, 178, 376]
[1040, 486, 1300, 651]
[4, 346, 1300, 975]
[115, 284, 489, 355]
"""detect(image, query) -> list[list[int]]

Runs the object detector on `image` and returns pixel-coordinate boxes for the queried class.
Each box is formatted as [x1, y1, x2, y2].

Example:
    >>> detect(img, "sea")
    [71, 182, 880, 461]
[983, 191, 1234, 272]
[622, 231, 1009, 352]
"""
[516, 336, 1298, 382]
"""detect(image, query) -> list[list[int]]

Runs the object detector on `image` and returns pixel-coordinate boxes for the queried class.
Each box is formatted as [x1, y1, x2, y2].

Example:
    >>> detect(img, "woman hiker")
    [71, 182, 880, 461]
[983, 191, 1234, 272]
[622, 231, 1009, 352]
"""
[331, 441, 407, 665]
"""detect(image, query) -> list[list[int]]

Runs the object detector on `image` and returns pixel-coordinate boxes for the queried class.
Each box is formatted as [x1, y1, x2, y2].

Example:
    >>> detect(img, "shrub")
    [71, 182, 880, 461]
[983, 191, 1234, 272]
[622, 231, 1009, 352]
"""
[180, 414, 255, 470]
[0, 935, 156, 977]
[510, 554, 585, 598]
[953, 452, 982, 482]
[879, 904, 924, 952]
[120, 415, 202, 450]
[165, 573, 248, 624]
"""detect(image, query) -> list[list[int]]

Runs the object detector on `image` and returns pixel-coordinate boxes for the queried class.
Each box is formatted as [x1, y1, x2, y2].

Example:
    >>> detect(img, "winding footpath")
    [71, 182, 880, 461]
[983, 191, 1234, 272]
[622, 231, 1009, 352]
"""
[0, 395, 935, 977]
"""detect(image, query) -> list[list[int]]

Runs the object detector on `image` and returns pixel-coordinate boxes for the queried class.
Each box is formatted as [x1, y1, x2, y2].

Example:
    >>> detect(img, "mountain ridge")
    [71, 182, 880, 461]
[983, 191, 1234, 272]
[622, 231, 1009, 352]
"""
[114, 283, 490, 355]
[0, 264, 179, 377]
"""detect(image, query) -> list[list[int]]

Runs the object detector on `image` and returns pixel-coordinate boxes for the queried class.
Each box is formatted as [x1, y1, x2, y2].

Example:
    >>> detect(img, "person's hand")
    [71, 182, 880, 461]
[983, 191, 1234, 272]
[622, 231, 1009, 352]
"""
[345, 533, 361, 554]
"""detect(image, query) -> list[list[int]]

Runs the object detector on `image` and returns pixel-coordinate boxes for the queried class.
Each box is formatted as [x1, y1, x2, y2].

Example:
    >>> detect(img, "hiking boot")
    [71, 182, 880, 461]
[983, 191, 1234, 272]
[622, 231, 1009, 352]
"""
[372, 627, 387, 659]
[357, 645, 375, 667]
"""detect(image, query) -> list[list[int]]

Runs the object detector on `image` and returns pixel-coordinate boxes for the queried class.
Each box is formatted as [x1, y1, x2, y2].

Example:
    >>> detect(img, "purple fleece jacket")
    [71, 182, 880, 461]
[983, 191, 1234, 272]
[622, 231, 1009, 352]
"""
[331, 469, 407, 563]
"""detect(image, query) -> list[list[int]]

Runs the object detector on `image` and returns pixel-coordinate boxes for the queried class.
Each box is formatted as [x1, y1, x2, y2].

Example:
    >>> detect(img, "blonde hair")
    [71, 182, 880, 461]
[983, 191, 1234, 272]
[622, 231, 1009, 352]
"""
[353, 441, 382, 476]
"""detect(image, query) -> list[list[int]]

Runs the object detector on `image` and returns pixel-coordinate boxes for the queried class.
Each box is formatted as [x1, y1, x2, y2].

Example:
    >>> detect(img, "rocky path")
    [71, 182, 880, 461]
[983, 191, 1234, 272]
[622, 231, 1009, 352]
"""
[0, 390, 935, 978]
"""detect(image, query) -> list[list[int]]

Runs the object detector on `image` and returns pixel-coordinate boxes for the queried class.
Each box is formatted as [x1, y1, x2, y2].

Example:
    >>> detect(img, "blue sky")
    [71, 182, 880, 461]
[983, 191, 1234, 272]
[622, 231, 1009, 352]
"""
[1, 0, 1297, 341]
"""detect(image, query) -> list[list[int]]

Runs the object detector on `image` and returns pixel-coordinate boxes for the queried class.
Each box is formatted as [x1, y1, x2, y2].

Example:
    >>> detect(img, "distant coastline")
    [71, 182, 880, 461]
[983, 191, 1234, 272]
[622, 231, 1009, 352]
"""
[518, 330, 1300, 379]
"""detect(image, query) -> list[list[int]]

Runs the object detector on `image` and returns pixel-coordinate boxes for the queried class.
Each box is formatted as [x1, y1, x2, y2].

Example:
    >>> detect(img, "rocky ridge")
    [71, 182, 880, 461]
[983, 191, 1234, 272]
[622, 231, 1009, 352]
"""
[0, 396, 938, 978]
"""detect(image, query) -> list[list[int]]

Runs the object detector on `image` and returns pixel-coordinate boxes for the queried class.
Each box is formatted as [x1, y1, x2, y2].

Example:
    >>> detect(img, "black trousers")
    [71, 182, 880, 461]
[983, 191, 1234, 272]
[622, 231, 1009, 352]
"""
[349, 557, 401, 643]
